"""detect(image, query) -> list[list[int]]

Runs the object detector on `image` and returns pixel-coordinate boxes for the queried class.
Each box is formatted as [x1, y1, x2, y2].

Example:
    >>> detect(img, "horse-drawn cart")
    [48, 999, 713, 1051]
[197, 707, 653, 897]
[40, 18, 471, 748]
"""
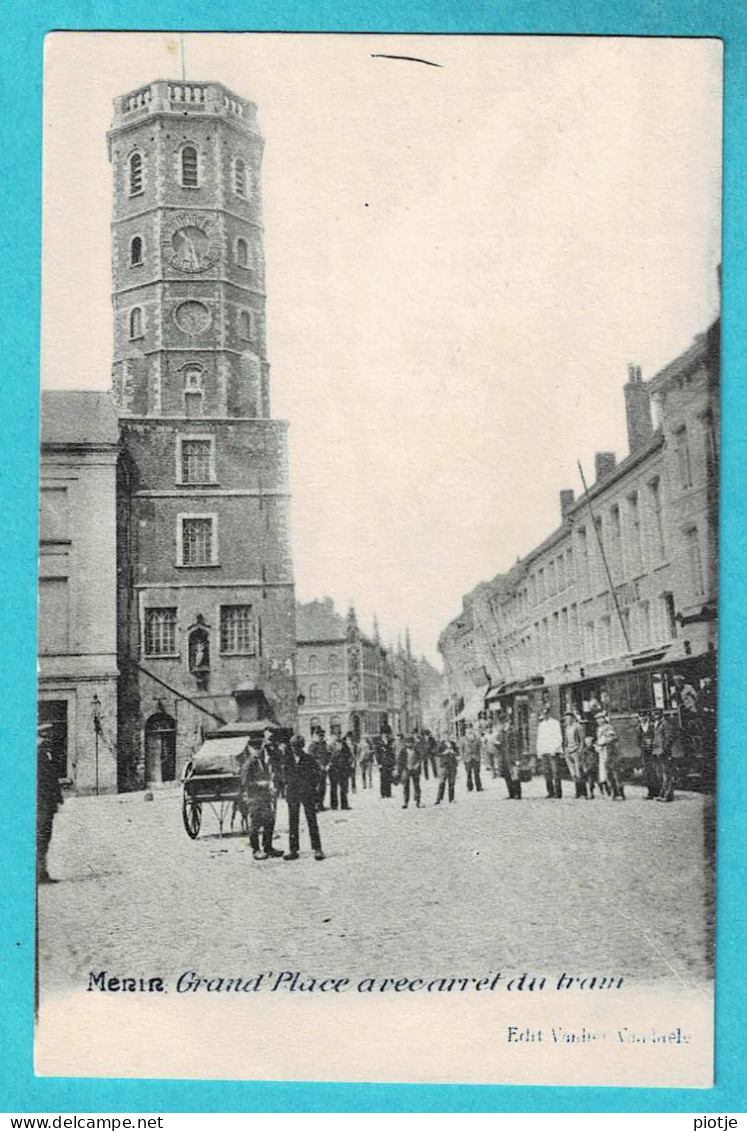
[181, 719, 292, 839]
[181, 734, 250, 839]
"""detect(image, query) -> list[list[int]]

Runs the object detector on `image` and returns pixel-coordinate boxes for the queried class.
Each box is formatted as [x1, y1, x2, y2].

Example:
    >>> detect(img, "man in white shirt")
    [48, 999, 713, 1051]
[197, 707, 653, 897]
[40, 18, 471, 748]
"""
[536, 705, 564, 799]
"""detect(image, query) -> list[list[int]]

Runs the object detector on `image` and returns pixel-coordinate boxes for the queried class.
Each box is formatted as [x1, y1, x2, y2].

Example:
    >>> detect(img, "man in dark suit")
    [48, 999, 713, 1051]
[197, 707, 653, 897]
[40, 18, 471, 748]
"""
[328, 735, 352, 810]
[308, 728, 330, 811]
[652, 709, 677, 802]
[240, 738, 284, 860]
[284, 735, 325, 860]
[37, 724, 63, 883]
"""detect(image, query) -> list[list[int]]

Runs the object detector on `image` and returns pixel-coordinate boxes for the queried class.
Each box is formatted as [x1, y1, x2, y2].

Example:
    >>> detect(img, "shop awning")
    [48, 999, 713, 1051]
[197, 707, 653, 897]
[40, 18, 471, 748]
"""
[485, 685, 505, 704]
[458, 685, 490, 721]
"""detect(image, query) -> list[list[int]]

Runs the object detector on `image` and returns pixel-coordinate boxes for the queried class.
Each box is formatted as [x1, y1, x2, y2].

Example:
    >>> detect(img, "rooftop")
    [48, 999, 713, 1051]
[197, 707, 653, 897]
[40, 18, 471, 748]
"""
[41, 391, 119, 447]
[296, 599, 348, 645]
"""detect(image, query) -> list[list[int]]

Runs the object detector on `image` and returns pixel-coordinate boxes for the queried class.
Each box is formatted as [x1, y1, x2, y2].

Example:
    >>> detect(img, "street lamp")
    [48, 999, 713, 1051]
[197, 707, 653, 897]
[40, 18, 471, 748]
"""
[92, 693, 102, 796]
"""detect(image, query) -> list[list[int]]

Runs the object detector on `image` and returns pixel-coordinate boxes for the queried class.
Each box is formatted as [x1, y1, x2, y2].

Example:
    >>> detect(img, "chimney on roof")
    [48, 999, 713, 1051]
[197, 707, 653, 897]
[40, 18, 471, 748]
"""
[560, 489, 575, 520]
[594, 451, 617, 482]
[624, 363, 653, 453]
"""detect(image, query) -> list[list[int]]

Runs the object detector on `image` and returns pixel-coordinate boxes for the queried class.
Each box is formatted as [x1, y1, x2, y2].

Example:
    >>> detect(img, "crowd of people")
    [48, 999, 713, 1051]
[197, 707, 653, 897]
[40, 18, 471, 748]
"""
[36, 677, 707, 880]
[232, 703, 683, 863]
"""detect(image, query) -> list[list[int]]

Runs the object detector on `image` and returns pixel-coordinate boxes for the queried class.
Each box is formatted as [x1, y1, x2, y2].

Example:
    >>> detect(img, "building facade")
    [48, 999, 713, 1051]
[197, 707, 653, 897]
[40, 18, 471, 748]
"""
[439, 321, 719, 776]
[417, 656, 448, 737]
[295, 600, 424, 740]
[38, 392, 120, 794]
[110, 80, 297, 788]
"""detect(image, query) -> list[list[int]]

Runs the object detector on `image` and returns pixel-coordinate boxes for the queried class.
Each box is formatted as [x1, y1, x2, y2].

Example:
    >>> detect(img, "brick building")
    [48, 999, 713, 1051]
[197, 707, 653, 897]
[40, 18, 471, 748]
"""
[295, 600, 425, 740]
[110, 80, 297, 787]
[38, 392, 119, 794]
[439, 320, 719, 772]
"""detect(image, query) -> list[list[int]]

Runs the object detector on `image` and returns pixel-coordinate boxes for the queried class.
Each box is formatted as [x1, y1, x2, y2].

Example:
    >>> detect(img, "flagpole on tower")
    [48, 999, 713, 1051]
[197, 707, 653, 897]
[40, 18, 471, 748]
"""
[180, 32, 186, 81]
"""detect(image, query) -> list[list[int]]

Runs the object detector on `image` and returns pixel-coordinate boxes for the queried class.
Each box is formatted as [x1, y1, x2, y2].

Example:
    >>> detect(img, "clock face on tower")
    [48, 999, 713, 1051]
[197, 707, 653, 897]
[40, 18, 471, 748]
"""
[162, 212, 220, 273]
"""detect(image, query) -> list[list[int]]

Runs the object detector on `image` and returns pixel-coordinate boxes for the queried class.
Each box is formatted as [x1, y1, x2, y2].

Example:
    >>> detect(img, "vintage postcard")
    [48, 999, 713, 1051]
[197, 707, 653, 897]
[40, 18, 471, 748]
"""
[35, 31, 721, 1086]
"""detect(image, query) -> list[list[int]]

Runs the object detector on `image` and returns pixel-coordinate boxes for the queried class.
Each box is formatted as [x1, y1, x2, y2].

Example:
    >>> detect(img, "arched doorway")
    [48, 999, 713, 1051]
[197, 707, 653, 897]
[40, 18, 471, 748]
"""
[144, 708, 176, 784]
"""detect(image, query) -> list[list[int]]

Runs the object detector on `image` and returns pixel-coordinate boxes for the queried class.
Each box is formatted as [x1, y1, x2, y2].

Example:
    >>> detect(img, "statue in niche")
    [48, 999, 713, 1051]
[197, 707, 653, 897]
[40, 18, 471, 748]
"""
[188, 615, 210, 687]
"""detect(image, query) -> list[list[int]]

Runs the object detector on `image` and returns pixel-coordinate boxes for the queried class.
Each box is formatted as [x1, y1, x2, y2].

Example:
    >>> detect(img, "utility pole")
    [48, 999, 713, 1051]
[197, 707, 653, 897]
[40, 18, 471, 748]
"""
[577, 460, 632, 653]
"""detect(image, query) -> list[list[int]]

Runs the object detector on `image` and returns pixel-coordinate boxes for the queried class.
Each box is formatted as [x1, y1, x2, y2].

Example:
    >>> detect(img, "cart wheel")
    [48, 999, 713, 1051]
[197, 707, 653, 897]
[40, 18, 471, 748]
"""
[183, 794, 202, 839]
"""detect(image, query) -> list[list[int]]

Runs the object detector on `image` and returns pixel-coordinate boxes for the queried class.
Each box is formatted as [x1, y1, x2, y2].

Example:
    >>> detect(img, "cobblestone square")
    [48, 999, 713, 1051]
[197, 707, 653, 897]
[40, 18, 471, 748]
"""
[39, 771, 713, 1000]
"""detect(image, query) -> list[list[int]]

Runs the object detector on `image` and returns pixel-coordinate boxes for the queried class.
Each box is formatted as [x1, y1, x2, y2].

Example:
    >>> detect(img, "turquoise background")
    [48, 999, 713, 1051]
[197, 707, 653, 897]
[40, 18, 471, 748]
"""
[1, 0, 744, 1114]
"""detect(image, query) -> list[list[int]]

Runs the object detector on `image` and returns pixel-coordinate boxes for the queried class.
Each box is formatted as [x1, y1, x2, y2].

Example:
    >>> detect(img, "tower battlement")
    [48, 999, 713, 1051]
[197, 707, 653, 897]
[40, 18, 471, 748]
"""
[111, 79, 258, 135]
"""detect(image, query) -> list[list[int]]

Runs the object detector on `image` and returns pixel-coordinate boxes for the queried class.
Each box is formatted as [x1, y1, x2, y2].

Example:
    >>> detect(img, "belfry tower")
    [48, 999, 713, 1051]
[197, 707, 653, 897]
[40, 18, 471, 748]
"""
[109, 80, 296, 787]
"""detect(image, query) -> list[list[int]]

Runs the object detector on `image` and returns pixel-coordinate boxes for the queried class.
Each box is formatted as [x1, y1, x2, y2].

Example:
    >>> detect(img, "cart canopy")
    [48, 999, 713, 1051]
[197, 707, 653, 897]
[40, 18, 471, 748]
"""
[190, 735, 251, 777]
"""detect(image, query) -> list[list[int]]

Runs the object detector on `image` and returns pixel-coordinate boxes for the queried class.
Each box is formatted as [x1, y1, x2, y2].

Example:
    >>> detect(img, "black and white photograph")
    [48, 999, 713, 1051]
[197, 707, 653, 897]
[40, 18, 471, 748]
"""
[36, 32, 721, 1085]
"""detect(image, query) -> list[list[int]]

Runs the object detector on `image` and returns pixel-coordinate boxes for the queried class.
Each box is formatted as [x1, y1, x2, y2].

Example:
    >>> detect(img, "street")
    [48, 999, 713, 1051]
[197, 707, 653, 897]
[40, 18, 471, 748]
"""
[38, 771, 713, 1001]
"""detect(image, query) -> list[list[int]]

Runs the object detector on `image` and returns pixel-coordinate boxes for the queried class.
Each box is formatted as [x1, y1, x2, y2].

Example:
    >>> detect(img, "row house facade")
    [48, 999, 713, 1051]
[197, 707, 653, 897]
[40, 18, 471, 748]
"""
[439, 320, 719, 773]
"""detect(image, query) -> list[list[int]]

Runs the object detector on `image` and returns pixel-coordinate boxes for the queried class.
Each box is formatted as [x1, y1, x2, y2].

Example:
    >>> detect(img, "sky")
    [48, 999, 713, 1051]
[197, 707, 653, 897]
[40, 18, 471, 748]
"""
[41, 33, 722, 665]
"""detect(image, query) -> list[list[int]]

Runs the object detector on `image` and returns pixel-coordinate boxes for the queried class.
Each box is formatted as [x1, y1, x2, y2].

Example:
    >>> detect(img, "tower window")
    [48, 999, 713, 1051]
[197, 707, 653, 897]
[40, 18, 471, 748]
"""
[130, 236, 143, 266]
[129, 152, 143, 195]
[233, 157, 247, 198]
[238, 309, 254, 340]
[178, 437, 214, 484]
[236, 237, 250, 268]
[178, 434, 213, 484]
[179, 515, 217, 566]
[181, 145, 198, 188]
[220, 605, 257, 655]
[144, 608, 178, 656]
[129, 307, 143, 339]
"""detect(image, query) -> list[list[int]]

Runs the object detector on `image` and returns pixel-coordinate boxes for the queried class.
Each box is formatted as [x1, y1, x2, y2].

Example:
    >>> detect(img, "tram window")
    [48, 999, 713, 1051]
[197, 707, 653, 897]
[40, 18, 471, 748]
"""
[652, 672, 665, 710]
[607, 675, 628, 714]
[628, 673, 643, 712]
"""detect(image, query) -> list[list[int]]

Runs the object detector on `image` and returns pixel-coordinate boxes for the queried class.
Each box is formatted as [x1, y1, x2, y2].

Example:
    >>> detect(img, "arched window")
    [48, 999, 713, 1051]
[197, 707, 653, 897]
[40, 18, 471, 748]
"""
[129, 152, 143, 195]
[308, 654, 318, 673]
[238, 310, 253, 340]
[181, 145, 198, 188]
[309, 683, 320, 705]
[129, 307, 143, 339]
[328, 653, 339, 670]
[329, 682, 341, 704]
[236, 237, 249, 268]
[233, 157, 247, 198]
[130, 236, 143, 266]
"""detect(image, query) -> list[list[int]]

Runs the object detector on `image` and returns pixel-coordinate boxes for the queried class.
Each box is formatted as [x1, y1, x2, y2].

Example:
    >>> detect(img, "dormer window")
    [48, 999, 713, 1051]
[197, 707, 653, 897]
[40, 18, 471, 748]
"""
[129, 152, 143, 195]
[130, 236, 143, 266]
[181, 145, 198, 188]
[233, 157, 247, 198]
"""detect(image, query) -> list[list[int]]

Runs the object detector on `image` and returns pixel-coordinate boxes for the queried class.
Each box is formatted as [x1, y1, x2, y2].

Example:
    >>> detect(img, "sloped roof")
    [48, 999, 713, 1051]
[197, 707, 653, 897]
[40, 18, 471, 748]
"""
[41, 391, 119, 447]
[296, 599, 347, 644]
